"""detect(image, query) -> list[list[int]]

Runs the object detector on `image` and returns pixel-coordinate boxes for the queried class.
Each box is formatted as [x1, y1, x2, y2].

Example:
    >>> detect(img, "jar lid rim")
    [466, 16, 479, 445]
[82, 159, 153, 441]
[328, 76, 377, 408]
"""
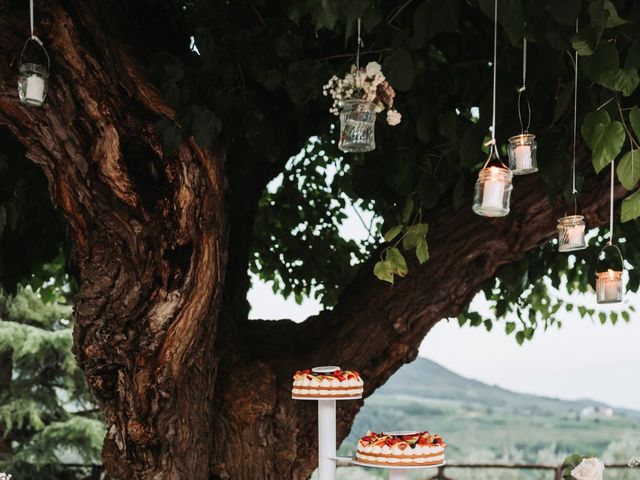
[19, 62, 49, 77]
[557, 214, 584, 222]
[508, 133, 536, 141]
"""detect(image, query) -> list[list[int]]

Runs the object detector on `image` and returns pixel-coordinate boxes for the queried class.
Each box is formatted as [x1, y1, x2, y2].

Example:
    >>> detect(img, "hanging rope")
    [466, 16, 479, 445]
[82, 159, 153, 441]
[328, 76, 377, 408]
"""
[572, 19, 579, 197]
[485, 0, 500, 161]
[516, 25, 531, 134]
[30, 0, 34, 38]
[20, 0, 49, 71]
[355, 18, 364, 88]
[609, 159, 615, 245]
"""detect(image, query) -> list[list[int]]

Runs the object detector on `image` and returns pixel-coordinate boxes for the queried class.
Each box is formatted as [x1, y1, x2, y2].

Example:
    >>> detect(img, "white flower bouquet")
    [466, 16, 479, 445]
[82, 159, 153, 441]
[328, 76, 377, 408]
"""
[0, 473, 12, 480]
[322, 61, 401, 126]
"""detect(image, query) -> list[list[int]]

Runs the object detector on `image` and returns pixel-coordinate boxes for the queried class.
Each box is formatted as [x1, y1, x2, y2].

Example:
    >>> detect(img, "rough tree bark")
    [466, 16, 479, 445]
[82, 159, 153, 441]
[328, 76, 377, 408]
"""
[0, 2, 625, 480]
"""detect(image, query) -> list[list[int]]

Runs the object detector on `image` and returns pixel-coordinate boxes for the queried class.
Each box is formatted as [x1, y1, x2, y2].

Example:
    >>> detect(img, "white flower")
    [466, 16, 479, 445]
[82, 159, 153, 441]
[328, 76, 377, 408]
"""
[0, 474, 12, 480]
[387, 109, 402, 126]
[571, 458, 605, 480]
[366, 61, 382, 78]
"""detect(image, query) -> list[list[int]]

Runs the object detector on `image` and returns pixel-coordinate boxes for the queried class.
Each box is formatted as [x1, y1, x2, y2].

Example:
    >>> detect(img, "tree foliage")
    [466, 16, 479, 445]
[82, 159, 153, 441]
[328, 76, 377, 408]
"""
[1, 0, 640, 337]
[0, 280, 104, 479]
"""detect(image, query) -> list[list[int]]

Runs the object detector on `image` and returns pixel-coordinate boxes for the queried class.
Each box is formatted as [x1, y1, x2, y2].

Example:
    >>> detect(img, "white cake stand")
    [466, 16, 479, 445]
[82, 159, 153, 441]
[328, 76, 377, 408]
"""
[292, 366, 362, 480]
[351, 459, 445, 480]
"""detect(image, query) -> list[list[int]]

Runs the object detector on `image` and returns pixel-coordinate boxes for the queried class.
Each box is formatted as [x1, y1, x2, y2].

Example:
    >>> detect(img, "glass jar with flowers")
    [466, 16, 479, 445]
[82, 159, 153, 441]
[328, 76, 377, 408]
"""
[323, 62, 401, 153]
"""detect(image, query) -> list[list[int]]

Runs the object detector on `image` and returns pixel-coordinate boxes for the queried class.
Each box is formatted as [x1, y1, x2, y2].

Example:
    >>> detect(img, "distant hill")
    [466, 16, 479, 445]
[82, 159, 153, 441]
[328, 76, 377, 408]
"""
[342, 357, 640, 463]
[375, 357, 638, 418]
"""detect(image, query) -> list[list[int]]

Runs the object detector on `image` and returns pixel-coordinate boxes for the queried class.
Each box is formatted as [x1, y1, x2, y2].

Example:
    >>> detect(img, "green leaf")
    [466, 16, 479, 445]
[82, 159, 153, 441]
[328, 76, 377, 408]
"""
[603, 1, 626, 28]
[416, 238, 429, 264]
[515, 331, 525, 345]
[386, 247, 408, 277]
[616, 149, 640, 190]
[545, 0, 581, 26]
[412, 0, 460, 48]
[374, 260, 395, 283]
[155, 117, 183, 154]
[383, 48, 415, 92]
[192, 109, 221, 148]
[571, 26, 604, 56]
[552, 82, 574, 125]
[402, 223, 429, 250]
[581, 111, 625, 172]
[401, 197, 414, 224]
[383, 225, 403, 242]
[630, 106, 640, 141]
[505, 322, 516, 335]
[484, 319, 493, 331]
[621, 188, 640, 222]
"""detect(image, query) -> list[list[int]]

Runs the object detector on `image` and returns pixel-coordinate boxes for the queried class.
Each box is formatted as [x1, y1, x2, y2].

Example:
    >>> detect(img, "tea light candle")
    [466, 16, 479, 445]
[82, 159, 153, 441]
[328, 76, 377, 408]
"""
[596, 269, 622, 303]
[25, 74, 46, 104]
[482, 169, 505, 209]
[567, 224, 585, 248]
[514, 144, 532, 170]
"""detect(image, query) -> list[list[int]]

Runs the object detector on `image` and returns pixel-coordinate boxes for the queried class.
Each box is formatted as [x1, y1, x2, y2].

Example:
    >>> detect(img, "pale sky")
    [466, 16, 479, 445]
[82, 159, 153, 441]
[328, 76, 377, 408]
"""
[248, 198, 640, 412]
[249, 279, 640, 411]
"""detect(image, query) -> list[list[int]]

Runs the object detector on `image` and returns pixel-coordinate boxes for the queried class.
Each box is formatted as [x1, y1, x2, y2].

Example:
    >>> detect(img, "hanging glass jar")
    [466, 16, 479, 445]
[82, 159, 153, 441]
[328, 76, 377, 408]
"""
[508, 133, 538, 175]
[473, 159, 513, 217]
[338, 99, 376, 153]
[557, 215, 587, 252]
[595, 244, 624, 304]
[18, 37, 50, 107]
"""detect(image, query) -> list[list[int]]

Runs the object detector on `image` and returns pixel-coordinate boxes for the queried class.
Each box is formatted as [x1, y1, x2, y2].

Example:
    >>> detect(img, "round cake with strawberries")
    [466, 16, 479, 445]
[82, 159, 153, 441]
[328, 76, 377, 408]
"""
[291, 366, 363, 399]
[356, 431, 446, 466]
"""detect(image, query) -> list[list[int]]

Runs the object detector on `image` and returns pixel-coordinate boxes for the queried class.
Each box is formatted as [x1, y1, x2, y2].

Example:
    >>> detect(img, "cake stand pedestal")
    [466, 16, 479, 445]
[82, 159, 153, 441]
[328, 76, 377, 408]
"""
[351, 460, 445, 480]
[293, 396, 361, 480]
[292, 365, 361, 480]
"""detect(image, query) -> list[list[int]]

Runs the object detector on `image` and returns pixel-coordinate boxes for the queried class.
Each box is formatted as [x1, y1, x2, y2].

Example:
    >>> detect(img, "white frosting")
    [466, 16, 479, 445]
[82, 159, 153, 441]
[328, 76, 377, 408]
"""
[301, 377, 310, 387]
[309, 378, 320, 387]
[356, 453, 445, 464]
[319, 378, 331, 387]
[292, 388, 363, 396]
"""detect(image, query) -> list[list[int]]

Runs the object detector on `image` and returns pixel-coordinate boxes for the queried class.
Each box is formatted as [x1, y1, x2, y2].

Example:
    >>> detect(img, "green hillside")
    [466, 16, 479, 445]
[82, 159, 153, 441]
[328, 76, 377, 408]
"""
[334, 358, 640, 480]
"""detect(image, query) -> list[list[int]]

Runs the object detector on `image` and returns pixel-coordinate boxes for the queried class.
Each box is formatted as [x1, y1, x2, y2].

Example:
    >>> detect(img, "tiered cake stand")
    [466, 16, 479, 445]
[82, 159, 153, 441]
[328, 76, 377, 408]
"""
[292, 366, 362, 480]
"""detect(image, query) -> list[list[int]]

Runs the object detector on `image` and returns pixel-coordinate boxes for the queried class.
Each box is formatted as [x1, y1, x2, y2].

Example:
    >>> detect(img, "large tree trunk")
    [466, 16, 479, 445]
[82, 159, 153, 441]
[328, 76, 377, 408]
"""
[0, 2, 625, 479]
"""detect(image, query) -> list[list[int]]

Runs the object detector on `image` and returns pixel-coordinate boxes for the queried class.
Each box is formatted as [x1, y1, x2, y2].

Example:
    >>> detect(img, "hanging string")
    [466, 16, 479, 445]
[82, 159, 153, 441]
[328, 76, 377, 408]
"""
[30, 0, 34, 38]
[571, 19, 579, 199]
[609, 159, 615, 245]
[355, 18, 364, 87]
[517, 25, 531, 134]
[485, 0, 500, 161]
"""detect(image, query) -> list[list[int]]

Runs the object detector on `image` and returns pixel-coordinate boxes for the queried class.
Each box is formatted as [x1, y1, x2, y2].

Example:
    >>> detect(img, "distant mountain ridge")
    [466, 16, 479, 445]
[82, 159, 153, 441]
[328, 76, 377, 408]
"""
[375, 357, 640, 419]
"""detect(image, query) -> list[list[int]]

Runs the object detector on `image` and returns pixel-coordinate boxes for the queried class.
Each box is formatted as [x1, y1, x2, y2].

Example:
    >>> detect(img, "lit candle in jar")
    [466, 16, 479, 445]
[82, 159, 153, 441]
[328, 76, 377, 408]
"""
[482, 167, 505, 209]
[604, 269, 618, 300]
[597, 269, 622, 303]
[25, 74, 46, 104]
[567, 224, 585, 248]
[514, 144, 532, 170]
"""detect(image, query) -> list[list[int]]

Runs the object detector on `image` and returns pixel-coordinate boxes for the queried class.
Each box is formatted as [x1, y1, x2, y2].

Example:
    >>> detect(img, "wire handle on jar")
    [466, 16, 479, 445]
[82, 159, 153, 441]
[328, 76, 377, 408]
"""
[20, 36, 50, 72]
[595, 243, 624, 273]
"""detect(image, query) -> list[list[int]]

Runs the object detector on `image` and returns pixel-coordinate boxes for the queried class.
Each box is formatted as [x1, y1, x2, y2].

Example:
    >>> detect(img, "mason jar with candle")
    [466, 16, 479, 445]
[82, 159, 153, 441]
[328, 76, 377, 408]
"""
[507, 133, 537, 175]
[595, 244, 624, 304]
[472, 165, 513, 217]
[18, 62, 49, 107]
[338, 99, 376, 153]
[557, 215, 587, 252]
[596, 269, 623, 304]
